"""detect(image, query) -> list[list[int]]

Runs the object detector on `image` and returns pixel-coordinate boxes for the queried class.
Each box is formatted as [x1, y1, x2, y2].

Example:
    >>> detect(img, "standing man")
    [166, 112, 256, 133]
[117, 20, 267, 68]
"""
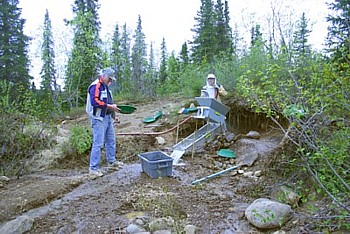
[86, 67, 121, 177]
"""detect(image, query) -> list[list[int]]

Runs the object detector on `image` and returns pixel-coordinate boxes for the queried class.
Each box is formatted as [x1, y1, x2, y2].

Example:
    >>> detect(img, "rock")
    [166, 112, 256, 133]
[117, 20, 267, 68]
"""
[184, 224, 197, 234]
[153, 230, 171, 234]
[225, 133, 236, 142]
[148, 217, 174, 231]
[246, 131, 260, 139]
[155, 136, 166, 145]
[245, 198, 293, 229]
[236, 152, 259, 167]
[125, 223, 146, 233]
[254, 170, 262, 177]
[0, 215, 34, 234]
[243, 171, 254, 177]
[272, 231, 286, 234]
[271, 185, 301, 208]
[0, 176, 10, 182]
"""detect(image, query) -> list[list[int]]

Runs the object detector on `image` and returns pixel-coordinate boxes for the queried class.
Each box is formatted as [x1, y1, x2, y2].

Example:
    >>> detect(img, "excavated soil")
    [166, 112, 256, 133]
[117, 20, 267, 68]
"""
[0, 98, 313, 233]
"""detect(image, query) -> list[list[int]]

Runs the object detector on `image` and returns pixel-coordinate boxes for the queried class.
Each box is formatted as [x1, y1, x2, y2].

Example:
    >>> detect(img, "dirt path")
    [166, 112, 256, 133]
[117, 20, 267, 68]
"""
[0, 98, 295, 233]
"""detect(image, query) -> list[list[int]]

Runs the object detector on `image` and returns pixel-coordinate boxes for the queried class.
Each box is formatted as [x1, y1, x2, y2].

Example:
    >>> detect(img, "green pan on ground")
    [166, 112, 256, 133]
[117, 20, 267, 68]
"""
[117, 105, 137, 114]
[143, 111, 163, 124]
[217, 149, 235, 158]
[187, 107, 198, 112]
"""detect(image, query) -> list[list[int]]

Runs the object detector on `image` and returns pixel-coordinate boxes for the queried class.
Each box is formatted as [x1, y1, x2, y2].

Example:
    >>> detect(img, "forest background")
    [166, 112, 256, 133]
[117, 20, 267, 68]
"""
[0, 0, 349, 231]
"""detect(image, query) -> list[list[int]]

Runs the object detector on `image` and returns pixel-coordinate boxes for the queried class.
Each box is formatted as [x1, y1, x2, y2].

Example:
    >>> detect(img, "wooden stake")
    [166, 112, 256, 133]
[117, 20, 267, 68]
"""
[175, 119, 180, 144]
[192, 120, 198, 159]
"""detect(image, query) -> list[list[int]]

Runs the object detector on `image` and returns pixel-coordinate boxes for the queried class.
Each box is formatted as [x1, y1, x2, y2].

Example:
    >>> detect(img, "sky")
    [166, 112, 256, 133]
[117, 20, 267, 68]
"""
[18, 0, 331, 87]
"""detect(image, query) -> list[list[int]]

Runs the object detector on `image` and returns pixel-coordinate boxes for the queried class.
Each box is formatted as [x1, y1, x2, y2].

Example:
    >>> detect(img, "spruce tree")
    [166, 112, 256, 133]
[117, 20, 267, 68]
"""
[159, 37, 168, 83]
[179, 42, 189, 65]
[40, 9, 58, 109]
[167, 52, 181, 88]
[65, 0, 102, 108]
[251, 24, 263, 47]
[190, 0, 233, 64]
[292, 12, 312, 62]
[191, 0, 216, 64]
[326, 0, 350, 63]
[0, 0, 31, 95]
[111, 23, 122, 92]
[119, 23, 132, 93]
[215, 0, 233, 56]
[146, 42, 156, 97]
[131, 15, 147, 96]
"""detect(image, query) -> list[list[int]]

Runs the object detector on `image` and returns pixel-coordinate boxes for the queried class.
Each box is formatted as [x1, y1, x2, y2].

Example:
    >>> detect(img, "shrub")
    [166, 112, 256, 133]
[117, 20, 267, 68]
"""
[69, 125, 92, 155]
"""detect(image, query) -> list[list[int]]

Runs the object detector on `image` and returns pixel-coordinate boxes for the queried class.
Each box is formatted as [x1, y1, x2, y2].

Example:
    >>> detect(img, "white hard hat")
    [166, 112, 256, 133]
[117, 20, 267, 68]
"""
[207, 73, 216, 79]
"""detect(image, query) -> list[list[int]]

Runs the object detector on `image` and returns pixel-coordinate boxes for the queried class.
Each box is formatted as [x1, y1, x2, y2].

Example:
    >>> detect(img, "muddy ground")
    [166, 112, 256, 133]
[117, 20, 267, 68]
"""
[0, 98, 318, 233]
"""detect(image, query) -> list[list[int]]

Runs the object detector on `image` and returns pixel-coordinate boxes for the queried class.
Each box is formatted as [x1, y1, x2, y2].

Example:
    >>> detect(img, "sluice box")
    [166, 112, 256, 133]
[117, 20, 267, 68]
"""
[195, 97, 230, 116]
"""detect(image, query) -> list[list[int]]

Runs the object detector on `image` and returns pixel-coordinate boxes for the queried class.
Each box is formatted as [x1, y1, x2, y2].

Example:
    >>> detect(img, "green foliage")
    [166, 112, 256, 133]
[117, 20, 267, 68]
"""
[310, 126, 350, 197]
[0, 80, 14, 111]
[130, 15, 149, 97]
[65, 3, 102, 108]
[326, 0, 350, 63]
[252, 209, 276, 224]
[0, 111, 52, 176]
[191, 0, 233, 64]
[233, 39, 350, 228]
[69, 125, 92, 155]
[0, 0, 31, 95]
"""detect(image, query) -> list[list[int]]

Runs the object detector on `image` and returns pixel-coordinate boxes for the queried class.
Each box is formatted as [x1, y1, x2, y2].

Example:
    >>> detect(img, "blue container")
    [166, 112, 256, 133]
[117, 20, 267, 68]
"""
[138, 151, 173, 178]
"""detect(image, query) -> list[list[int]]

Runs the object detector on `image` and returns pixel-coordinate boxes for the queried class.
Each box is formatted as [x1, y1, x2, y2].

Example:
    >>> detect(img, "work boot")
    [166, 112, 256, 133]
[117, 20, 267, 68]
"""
[107, 161, 124, 171]
[89, 169, 104, 179]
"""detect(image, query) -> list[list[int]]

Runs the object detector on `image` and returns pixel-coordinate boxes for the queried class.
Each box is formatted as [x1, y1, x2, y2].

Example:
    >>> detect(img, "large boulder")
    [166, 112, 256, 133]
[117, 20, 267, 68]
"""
[245, 198, 293, 229]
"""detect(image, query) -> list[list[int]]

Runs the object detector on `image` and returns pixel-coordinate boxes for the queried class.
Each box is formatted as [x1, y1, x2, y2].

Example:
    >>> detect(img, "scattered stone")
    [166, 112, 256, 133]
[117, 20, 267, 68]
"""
[238, 170, 244, 174]
[184, 224, 197, 234]
[214, 161, 223, 168]
[272, 231, 286, 234]
[254, 170, 262, 177]
[0, 215, 34, 234]
[155, 136, 166, 145]
[225, 133, 236, 142]
[153, 230, 171, 234]
[245, 198, 293, 229]
[0, 176, 10, 182]
[230, 170, 238, 176]
[125, 223, 146, 233]
[246, 131, 260, 139]
[243, 171, 254, 177]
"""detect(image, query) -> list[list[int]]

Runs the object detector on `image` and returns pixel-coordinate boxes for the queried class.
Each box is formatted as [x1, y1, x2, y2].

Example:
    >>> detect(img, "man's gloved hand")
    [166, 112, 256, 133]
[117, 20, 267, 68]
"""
[219, 86, 228, 96]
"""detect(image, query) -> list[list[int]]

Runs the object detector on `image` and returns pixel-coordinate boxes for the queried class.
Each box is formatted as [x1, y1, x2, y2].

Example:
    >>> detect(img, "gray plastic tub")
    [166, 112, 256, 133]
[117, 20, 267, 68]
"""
[138, 151, 173, 178]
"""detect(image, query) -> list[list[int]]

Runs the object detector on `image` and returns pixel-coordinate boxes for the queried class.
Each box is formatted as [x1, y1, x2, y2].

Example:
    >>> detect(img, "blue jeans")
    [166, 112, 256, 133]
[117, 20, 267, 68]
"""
[89, 115, 116, 171]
